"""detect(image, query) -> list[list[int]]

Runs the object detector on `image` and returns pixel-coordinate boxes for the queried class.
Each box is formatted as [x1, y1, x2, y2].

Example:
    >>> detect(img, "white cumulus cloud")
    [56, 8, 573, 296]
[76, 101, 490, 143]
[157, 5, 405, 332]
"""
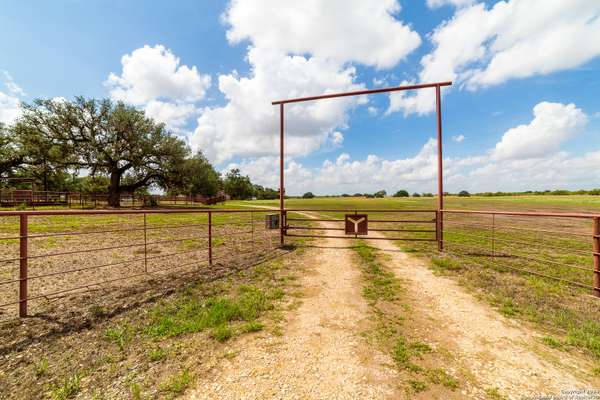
[0, 92, 21, 124]
[389, 0, 600, 115]
[491, 102, 587, 160]
[144, 100, 198, 133]
[106, 45, 211, 105]
[105, 44, 211, 133]
[193, 48, 364, 163]
[231, 101, 596, 194]
[224, 0, 420, 70]
[193, 0, 420, 164]
[0, 72, 25, 124]
[426, 0, 474, 9]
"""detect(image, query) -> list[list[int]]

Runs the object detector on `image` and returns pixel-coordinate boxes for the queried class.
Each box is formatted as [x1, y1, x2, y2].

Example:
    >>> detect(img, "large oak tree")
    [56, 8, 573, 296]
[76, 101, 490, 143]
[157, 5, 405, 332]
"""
[15, 97, 189, 207]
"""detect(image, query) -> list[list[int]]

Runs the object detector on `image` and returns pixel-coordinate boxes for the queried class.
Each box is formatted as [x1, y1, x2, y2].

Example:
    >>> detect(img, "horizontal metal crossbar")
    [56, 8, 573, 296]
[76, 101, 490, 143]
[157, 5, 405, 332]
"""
[284, 233, 436, 241]
[272, 82, 452, 105]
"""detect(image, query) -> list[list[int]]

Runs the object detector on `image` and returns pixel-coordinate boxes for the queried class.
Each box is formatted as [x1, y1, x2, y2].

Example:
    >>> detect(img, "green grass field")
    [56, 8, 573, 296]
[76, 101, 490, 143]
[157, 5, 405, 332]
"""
[227, 194, 600, 213]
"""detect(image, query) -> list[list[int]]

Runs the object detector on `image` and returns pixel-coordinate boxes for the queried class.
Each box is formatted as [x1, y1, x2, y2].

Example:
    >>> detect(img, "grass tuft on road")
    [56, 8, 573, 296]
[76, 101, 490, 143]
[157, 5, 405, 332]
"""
[353, 242, 460, 395]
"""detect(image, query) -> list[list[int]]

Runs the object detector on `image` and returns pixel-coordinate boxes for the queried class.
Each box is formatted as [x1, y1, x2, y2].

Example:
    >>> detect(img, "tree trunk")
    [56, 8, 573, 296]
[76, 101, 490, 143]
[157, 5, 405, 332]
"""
[108, 171, 121, 208]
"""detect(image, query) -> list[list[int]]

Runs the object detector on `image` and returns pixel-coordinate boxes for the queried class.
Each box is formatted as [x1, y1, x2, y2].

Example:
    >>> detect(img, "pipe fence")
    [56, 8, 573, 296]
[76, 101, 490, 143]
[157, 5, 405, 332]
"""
[0, 190, 227, 208]
[441, 209, 600, 296]
[0, 209, 279, 319]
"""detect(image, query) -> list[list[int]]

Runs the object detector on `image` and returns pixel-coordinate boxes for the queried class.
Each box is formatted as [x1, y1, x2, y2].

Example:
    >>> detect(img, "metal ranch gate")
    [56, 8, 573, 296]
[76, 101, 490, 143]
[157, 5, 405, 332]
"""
[271, 81, 452, 249]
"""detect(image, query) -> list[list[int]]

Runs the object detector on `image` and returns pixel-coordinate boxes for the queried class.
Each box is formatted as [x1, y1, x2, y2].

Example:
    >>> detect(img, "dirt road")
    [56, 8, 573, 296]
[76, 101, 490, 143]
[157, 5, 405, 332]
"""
[188, 228, 400, 399]
[188, 215, 599, 399]
[368, 232, 599, 399]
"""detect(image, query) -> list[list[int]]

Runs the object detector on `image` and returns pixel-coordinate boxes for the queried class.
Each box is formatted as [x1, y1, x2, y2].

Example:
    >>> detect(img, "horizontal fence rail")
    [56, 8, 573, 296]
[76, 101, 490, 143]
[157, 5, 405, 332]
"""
[0, 190, 227, 208]
[441, 209, 600, 297]
[282, 209, 438, 242]
[0, 208, 280, 319]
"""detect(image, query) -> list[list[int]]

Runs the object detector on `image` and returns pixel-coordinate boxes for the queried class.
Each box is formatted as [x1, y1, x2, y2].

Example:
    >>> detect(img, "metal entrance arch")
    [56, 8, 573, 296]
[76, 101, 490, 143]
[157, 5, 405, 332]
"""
[272, 81, 452, 250]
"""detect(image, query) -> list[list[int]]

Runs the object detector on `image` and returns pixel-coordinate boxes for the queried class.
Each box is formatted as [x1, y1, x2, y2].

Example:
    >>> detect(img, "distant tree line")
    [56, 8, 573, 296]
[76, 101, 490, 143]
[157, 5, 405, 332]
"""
[296, 188, 600, 199]
[0, 97, 276, 206]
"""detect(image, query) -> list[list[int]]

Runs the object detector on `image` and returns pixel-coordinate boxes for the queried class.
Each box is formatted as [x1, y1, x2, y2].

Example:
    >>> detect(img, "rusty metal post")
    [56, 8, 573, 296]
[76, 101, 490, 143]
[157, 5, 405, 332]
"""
[436, 85, 444, 252]
[143, 213, 148, 273]
[436, 210, 443, 252]
[19, 214, 28, 317]
[250, 211, 255, 252]
[491, 213, 496, 260]
[593, 217, 600, 297]
[279, 103, 285, 247]
[208, 211, 213, 266]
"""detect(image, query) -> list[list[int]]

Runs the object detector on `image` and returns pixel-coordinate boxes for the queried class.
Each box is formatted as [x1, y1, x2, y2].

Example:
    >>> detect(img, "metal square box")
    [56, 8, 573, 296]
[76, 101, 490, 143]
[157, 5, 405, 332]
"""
[265, 214, 280, 229]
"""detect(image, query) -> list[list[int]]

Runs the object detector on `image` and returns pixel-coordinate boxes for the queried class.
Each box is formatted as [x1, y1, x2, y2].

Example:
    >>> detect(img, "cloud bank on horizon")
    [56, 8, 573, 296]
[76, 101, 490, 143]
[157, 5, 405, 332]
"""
[1, 0, 600, 194]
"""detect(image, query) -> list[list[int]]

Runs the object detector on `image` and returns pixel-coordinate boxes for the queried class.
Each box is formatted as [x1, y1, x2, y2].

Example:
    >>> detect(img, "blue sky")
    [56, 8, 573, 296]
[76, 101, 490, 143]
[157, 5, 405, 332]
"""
[1, 0, 600, 194]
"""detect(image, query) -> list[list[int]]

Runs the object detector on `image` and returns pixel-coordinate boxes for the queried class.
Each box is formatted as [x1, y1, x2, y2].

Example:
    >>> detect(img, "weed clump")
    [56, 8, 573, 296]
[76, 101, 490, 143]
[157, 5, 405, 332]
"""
[145, 285, 273, 340]
[50, 374, 81, 400]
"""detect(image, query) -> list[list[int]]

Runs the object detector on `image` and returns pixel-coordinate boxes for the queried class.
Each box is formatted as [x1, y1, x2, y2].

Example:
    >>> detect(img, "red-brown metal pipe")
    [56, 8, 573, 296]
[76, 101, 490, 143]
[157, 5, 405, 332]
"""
[19, 214, 28, 317]
[443, 209, 600, 219]
[593, 217, 600, 297]
[272, 81, 452, 105]
[143, 213, 148, 273]
[279, 103, 285, 246]
[283, 208, 436, 213]
[0, 208, 274, 216]
[436, 85, 444, 252]
[208, 211, 213, 266]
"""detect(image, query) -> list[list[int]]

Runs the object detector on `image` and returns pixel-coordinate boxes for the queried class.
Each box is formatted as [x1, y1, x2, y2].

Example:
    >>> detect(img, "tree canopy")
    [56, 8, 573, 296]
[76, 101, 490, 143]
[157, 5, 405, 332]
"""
[393, 189, 409, 197]
[14, 97, 189, 206]
[223, 168, 254, 200]
[170, 152, 221, 197]
[1, 96, 278, 206]
[0, 123, 23, 179]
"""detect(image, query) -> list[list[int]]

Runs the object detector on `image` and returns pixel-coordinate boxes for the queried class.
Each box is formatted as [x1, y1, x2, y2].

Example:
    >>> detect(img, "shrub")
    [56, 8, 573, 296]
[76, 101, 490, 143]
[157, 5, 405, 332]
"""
[393, 190, 409, 197]
[458, 190, 470, 197]
[374, 190, 386, 198]
[143, 196, 159, 207]
[302, 192, 315, 199]
[412, 192, 421, 197]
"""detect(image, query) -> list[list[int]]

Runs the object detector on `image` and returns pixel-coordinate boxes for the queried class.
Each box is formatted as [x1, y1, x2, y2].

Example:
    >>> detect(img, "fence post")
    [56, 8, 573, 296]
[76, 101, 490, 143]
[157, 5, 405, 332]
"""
[208, 211, 213, 266]
[593, 217, 600, 298]
[19, 214, 28, 317]
[491, 213, 495, 259]
[250, 211, 254, 252]
[436, 210, 444, 252]
[143, 213, 148, 273]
